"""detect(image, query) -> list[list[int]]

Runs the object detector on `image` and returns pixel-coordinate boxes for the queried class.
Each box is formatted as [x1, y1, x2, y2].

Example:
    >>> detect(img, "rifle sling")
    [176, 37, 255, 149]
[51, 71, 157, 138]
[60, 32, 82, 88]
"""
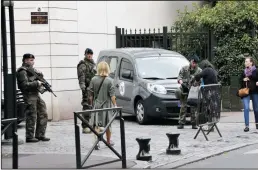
[95, 76, 106, 100]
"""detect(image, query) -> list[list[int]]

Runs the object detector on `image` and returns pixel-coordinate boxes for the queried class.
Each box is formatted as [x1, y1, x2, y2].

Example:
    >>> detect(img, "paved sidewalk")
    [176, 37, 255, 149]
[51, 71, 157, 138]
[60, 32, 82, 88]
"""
[2, 154, 135, 169]
[2, 112, 258, 169]
[179, 144, 258, 168]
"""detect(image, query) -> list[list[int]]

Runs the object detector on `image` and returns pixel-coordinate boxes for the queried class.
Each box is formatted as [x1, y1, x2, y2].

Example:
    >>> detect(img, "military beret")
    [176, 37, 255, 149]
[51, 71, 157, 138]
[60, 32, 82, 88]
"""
[190, 54, 200, 63]
[22, 53, 35, 62]
[85, 48, 93, 55]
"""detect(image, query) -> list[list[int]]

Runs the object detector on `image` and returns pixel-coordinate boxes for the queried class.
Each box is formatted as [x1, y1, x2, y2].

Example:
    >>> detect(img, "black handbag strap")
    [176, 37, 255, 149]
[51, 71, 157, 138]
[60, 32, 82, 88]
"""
[95, 76, 106, 100]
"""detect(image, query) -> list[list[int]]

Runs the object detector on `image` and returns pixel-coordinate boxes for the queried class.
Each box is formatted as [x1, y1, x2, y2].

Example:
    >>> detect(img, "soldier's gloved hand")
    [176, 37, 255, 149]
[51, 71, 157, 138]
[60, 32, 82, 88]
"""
[82, 89, 86, 94]
[37, 70, 43, 75]
[38, 80, 43, 86]
[34, 69, 43, 76]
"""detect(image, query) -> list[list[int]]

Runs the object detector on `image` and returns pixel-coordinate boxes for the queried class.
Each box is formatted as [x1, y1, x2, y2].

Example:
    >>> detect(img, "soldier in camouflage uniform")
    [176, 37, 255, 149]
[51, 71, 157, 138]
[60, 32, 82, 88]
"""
[177, 55, 202, 129]
[77, 48, 97, 134]
[16, 53, 50, 143]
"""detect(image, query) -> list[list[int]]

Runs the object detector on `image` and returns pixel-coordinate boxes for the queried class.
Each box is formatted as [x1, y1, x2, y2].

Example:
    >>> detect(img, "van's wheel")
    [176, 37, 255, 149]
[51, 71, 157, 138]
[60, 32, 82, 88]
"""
[135, 100, 149, 125]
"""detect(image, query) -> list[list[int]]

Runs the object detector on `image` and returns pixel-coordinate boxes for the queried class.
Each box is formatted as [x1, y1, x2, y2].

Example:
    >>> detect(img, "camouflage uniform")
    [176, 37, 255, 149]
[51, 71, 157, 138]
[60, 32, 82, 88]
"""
[16, 63, 48, 140]
[177, 64, 202, 125]
[77, 57, 96, 129]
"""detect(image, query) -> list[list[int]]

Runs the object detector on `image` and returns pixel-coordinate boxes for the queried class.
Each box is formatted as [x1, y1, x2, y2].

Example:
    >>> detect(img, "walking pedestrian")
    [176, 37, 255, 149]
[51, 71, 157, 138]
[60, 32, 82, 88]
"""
[77, 48, 96, 134]
[16, 53, 50, 143]
[88, 61, 117, 150]
[237, 56, 258, 132]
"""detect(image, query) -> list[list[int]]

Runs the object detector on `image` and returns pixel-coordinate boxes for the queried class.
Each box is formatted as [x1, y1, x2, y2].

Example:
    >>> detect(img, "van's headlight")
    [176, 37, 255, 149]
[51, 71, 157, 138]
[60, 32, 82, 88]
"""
[147, 83, 167, 94]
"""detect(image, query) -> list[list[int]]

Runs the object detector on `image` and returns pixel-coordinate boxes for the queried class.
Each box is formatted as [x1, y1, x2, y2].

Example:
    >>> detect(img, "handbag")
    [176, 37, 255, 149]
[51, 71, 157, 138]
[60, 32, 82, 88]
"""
[238, 82, 249, 97]
[187, 86, 202, 107]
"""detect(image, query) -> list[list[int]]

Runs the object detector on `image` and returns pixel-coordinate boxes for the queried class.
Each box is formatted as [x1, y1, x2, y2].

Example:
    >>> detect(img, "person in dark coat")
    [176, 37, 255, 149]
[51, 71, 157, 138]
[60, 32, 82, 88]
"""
[194, 60, 220, 131]
[195, 59, 218, 84]
[238, 56, 258, 132]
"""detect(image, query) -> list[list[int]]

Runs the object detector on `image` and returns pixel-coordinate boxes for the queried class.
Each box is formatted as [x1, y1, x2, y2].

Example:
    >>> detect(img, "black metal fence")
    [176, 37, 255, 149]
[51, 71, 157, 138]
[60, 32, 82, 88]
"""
[116, 26, 216, 61]
[74, 107, 126, 169]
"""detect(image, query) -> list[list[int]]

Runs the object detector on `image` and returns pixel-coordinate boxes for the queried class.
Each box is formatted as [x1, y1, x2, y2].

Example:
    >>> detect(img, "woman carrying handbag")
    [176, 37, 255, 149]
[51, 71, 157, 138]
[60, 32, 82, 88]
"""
[237, 56, 258, 132]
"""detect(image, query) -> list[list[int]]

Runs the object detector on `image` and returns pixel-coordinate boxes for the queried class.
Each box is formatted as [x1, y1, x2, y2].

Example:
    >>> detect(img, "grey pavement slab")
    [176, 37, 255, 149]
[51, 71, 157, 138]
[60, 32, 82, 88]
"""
[220, 111, 256, 123]
[2, 154, 135, 169]
[2, 112, 258, 168]
[179, 143, 258, 168]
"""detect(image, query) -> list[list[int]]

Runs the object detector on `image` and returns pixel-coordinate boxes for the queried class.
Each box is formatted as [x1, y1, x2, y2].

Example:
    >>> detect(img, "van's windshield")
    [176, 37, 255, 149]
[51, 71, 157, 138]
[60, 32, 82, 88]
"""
[135, 56, 189, 79]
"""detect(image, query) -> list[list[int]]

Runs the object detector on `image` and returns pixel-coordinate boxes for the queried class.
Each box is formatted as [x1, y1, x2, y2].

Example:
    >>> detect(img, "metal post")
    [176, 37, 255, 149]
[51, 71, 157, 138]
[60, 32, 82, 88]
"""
[136, 138, 152, 161]
[120, 111, 127, 168]
[115, 26, 121, 48]
[162, 26, 168, 49]
[121, 28, 125, 48]
[8, 0, 17, 119]
[1, 0, 10, 139]
[13, 130, 18, 169]
[166, 133, 181, 155]
[74, 114, 81, 169]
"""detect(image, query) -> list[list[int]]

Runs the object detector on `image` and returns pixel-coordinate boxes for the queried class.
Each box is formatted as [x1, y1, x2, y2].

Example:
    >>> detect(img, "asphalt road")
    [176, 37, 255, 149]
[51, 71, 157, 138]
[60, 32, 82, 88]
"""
[179, 143, 258, 168]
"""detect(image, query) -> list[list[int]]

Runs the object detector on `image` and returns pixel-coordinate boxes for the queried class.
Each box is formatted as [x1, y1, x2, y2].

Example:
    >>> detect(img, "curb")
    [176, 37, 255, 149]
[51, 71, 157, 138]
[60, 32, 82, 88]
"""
[156, 142, 258, 169]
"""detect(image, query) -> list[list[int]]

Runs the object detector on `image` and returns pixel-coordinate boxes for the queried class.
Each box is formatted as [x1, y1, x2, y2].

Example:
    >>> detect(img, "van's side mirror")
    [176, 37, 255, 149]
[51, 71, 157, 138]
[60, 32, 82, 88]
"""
[122, 70, 133, 80]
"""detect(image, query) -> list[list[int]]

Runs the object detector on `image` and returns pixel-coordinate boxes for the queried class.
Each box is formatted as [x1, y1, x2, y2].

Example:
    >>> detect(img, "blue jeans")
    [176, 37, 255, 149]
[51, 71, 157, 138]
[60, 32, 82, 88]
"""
[242, 93, 258, 127]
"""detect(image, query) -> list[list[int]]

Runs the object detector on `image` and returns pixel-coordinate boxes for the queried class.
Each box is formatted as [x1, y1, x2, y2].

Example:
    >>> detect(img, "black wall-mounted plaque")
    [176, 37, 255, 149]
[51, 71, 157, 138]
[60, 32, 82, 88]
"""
[31, 12, 48, 24]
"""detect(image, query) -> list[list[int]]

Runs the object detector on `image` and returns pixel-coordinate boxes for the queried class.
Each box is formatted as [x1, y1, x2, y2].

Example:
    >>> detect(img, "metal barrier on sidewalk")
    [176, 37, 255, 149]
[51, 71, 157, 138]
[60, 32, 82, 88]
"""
[194, 84, 222, 141]
[74, 107, 127, 169]
[1, 118, 18, 169]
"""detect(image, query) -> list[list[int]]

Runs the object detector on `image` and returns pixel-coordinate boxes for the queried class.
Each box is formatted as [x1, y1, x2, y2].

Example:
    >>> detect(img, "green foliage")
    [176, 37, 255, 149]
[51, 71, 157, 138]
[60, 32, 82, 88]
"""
[174, 1, 258, 85]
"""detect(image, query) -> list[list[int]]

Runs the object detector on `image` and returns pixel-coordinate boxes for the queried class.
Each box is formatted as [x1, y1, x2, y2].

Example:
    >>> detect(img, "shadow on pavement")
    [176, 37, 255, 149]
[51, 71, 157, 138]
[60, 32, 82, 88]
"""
[117, 114, 192, 126]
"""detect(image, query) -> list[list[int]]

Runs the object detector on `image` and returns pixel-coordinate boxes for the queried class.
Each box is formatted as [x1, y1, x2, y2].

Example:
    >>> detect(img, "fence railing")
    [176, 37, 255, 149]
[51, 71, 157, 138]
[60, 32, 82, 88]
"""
[1, 118, 18, 169]
[194, 84, 222, 141]
[116, 26, 215, 61]
[74, 107, 126, 169]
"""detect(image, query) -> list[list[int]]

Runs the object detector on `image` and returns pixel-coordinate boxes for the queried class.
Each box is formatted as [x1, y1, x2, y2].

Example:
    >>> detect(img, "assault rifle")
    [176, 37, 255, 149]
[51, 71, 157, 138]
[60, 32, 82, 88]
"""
[27, 68, 57, 97]
[181, 83, 189, 94]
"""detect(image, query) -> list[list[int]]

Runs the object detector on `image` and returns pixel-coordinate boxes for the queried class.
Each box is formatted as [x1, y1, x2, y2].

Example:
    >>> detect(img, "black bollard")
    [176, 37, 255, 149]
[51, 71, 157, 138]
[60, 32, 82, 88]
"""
[136, 138, 152, 161]
[166, 133, 181, 155]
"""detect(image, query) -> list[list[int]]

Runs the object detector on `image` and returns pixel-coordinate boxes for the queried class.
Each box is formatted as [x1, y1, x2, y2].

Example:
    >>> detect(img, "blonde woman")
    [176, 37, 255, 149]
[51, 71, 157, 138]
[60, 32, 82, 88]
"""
[88, 61, 117, 150]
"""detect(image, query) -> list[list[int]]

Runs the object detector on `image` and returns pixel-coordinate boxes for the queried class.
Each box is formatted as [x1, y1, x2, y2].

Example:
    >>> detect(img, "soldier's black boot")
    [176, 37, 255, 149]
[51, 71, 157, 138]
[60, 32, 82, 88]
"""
[256, 124, 258, 129]
[177, 124, 184, 129]
[26, 137, 39, 143]
[36, 137, 50, 141]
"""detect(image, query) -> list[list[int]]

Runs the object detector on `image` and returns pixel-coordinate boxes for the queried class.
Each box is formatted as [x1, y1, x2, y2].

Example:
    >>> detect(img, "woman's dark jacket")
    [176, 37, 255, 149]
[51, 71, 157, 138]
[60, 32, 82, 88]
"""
[195, 59, 218, 85]
[195, 67, 218, 85]
[239, 69, 258, 94]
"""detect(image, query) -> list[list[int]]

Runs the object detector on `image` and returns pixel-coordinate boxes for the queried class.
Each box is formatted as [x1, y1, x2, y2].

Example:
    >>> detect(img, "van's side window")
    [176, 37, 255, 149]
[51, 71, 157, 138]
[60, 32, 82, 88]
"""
[98, 56, 108, 62]
[108, 57, 118, 78]
[119, 59, 134, 81]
